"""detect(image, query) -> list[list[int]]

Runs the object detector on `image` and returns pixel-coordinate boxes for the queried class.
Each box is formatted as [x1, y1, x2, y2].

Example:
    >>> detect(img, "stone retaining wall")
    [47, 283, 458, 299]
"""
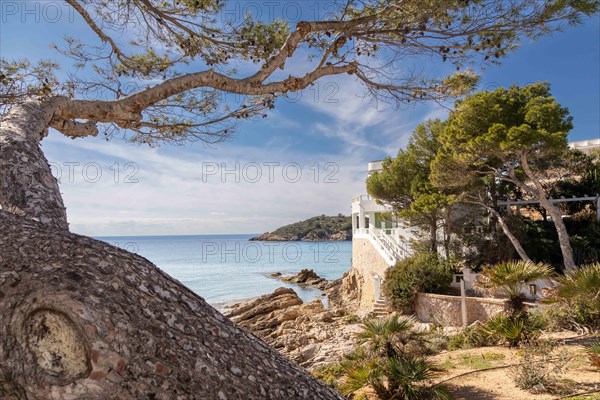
[348, 238, 391, 314]
[415, 293, 509, 326]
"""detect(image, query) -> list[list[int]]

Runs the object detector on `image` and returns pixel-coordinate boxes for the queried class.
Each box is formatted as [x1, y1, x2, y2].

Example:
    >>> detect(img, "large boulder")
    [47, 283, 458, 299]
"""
[281, 269, 328, 290]
[226, 288, 361, 368]
[0, 212, 343, 400]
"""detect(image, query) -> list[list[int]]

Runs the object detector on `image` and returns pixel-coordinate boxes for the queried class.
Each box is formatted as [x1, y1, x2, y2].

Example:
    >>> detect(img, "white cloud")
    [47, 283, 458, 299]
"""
[298, 75, 445, 158]
[38, 61, 448, 237]
[43, 131, 366, 236]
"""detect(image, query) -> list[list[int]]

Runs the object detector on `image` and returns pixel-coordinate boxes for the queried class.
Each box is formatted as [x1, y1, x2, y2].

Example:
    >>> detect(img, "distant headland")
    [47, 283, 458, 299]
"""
[250, 215, 352, 241]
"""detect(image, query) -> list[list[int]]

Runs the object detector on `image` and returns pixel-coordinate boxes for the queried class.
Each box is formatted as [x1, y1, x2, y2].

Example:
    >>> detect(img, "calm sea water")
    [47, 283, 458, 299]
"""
[96, 235, 352, 308]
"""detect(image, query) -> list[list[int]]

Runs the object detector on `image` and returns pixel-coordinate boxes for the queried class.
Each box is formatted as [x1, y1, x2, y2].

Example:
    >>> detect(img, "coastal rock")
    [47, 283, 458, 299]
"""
[226, 288, 303, 336]
[329, 231, 350, 241]
[328, 271, 363, 314]
[225, 287, 361, 369]
[281, 269, 328, 290]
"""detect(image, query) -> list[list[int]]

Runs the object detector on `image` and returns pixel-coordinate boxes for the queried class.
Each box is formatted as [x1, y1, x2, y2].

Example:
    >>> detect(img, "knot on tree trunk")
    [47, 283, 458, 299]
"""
[0, 212, 344, 400]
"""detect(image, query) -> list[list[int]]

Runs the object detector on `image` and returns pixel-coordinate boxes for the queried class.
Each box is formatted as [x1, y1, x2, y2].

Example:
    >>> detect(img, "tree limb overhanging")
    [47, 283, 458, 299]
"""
[0, 0, 598, 228]
[1, 3, 598, 397]
[3, 0, 599, 144]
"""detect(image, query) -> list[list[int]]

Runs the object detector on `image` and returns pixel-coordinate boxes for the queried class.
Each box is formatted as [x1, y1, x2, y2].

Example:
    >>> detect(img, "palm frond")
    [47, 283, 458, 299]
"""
[557, 262, 600, 301]
[358, 315, 421, 355]
[481, 260, 553, 298]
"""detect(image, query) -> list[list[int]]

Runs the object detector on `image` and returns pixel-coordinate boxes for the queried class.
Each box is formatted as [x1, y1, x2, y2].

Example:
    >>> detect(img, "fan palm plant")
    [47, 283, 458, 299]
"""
[357, 315, 424, 357]
[554, 262, 600, 330]
[483, 314, 526, 347]
[341, 315, 447, 400]
[481, 260, 553, 316]
[372, 355, 448, 400]
[586, 340, 600, 370]
[340, 354, 448, 400]
[556, 262, 600, 300]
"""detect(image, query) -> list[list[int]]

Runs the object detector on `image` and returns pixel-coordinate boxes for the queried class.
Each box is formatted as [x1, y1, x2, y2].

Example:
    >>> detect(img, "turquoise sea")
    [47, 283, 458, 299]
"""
[96, 235, 352, 309]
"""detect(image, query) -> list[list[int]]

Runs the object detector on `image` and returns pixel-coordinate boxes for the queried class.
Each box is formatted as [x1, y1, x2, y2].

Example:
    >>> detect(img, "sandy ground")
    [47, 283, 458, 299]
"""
[430, 334, 600, 400]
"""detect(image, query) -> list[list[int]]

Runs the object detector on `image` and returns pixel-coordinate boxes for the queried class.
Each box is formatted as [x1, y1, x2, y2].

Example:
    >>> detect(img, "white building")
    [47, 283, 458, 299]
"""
[351, 160, 413, 266]
[348, 138, 599, 314]
[568, 138, 600, 155]
[349, 161, 414, 313]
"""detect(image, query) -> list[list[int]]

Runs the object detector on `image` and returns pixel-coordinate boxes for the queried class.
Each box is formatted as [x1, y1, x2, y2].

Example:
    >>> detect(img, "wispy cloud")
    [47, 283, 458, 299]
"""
[299, 75, 445, 158]
[43, 130, 366, 236]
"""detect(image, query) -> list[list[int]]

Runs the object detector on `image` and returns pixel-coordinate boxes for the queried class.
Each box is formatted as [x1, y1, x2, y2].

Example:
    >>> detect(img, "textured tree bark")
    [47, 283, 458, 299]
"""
[0, 99, 342, 399]
[429, 217, 438, 254]
[0, 99, 69, 230]
[0, 212, 343, 399]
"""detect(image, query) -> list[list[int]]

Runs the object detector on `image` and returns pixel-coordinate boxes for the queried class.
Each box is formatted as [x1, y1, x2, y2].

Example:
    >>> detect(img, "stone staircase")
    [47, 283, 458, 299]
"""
[371, 296, 390, 318]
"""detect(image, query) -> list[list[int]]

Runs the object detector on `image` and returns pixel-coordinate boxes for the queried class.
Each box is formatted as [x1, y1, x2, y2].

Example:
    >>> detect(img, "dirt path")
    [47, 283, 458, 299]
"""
[431, 336, 600, 400]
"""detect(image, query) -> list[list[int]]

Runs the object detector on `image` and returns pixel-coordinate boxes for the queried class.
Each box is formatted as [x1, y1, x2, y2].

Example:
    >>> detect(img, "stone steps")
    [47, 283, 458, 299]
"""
[371, 297, 390, 318]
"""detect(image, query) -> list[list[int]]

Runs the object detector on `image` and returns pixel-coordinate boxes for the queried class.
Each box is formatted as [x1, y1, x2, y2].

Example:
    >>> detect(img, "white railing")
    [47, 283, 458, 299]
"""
[372, 228, 411, 262]
[354, 227, 412, 266]
[354, 228, 370, 235]
[352, 194, 372, 203]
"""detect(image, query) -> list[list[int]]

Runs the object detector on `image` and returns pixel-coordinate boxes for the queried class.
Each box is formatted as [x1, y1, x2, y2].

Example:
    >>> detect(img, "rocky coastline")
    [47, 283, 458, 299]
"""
[269, 269, 329, 290]
[250, 231, 350, 241]
[224, 270, 362, 368]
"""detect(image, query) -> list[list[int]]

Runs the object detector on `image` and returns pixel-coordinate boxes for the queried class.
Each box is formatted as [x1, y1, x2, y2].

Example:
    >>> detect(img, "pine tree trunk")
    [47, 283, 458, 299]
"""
[430, 216, 438, 254]
[0, 100, 342, 399]
[519, 154, 576, 270]
[538, 196, 577, 270]
[0, 212, 342, 399]
[0, 99, 69, 230]
[483, 205, 532, 263]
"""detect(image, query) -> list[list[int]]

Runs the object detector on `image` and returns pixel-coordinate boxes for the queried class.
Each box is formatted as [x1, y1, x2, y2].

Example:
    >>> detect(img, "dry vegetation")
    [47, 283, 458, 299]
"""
[432, 334, 600, 400]
[316, 331, 600, 400]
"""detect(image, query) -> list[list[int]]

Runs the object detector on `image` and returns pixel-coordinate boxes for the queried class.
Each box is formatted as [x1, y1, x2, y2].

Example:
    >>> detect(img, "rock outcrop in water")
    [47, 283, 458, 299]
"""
[272, 269, 329, 290]
[225, 287, 361, 368]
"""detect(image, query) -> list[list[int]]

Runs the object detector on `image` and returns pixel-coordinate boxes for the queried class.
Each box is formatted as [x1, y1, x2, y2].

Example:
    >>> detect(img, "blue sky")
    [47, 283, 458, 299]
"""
[1, 2, 599, 236]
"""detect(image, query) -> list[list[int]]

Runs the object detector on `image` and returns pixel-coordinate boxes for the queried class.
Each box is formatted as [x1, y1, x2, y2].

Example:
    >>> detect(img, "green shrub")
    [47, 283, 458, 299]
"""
[526, 307, 550, 331]
[545, 301, 600, 332]
[311, 362, 345, 388]
[448, 324, 498, 350]
[343, 314, 361, 325]
[383, 252, 453, 312]
[510, 339, 569, 394]
[423, 327, 450, 355]
[449, 308, 546, 350]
